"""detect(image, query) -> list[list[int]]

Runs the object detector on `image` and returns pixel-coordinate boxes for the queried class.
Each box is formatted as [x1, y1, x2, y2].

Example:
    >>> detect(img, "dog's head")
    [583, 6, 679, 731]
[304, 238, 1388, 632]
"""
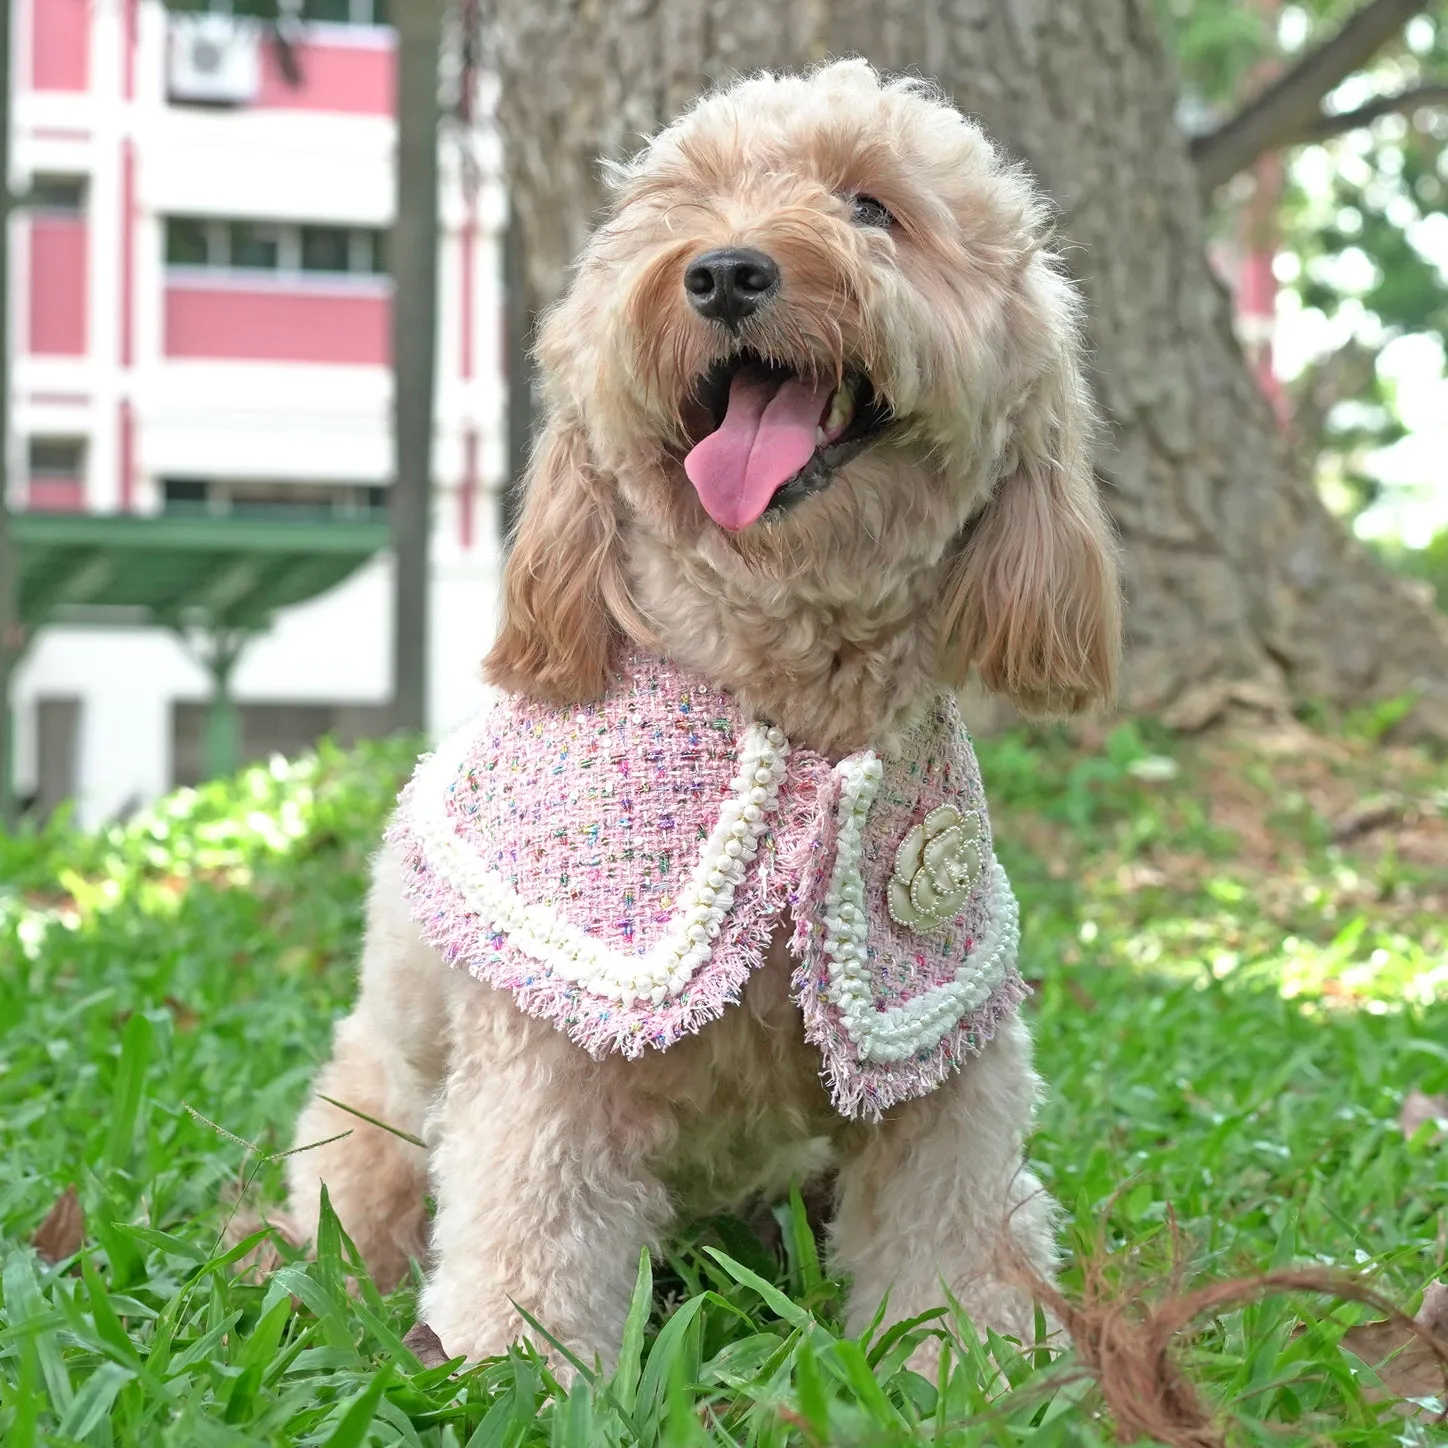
[486, 60, 1120, 717]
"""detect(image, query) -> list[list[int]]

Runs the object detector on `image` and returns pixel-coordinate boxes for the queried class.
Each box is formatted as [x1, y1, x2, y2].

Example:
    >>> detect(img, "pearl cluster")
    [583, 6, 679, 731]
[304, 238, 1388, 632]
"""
[410, 720, 790, 1008]
[821, 755, 1021, 1065]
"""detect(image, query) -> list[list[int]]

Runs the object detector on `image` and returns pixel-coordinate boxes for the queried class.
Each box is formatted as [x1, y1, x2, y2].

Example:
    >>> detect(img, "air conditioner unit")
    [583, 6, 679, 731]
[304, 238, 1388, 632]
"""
[167, 15, 261, 105]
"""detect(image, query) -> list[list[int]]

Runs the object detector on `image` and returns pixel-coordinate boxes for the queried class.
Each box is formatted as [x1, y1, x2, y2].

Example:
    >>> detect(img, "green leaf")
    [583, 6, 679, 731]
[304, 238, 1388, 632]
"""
[105, 1012, 154, 1170]
[612, 1245, 652, 1412]
[828, 1338, 903, 1426]
[56, 1361, 134, 1440]
[791, 1335, 830, 1438]
[785, 1181, 824, 1297]
[2, 1253, 74, 1415]
[112, 1223, 209, 1266]
[636, 1296, 707, 1431]
[321, 1364, 393, 1448]
[701, 1247, 815, 1331]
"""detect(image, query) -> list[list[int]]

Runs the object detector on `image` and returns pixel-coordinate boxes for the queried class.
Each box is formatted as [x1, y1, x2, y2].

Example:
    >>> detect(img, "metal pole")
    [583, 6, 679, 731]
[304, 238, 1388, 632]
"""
[0, 0, 18, 830]
[201, 639, 242, 781]
[501, 203, 533, 545]
[388, 0, 446, 735]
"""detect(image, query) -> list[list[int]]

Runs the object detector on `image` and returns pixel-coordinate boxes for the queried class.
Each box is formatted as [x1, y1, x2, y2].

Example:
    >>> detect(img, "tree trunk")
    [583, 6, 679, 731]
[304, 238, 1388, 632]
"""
[0, 0, 16, 826]
[389, 0, 447, 734]
[487, 0, 1448, 733]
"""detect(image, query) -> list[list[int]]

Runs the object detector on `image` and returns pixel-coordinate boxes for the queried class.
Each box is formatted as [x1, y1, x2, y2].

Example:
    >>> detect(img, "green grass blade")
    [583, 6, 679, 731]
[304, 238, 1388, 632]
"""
[791, 1334, 830, 1439]
[701, 1247, 815, 1332]
[613, 1245, 653, 1413]
[2, 1253, 74, 1416]
[827, 1338, 904, 1427]
[112, 1223, 209, 1266]
[55, 1361, 134, 1440]
[321, 1363, 393, 1448]
[105, 1012, 153, 1171]
[636, 1295, 707, 1431]
[785, 1182, 823, 1297]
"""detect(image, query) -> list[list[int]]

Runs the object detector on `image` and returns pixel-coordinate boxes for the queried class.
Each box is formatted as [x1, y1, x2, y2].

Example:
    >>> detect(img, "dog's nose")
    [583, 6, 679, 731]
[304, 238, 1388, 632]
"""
[684, 248, 780, 327]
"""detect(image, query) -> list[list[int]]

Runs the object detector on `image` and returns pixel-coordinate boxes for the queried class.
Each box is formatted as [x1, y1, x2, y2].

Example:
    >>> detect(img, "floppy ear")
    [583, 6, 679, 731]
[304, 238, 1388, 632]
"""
[938, 345, 1122, 717]
[482, 415, 640, 704]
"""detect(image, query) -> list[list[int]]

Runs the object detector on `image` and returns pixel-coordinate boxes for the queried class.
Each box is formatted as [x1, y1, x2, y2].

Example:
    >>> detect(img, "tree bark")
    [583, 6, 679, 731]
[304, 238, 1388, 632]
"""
[389, 0, 447, 734]
[487, 0, 1448, 734]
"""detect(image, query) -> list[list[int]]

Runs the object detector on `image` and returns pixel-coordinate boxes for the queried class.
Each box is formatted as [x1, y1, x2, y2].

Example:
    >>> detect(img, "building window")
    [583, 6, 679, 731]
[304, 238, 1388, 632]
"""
[302, 0, 389, 24]
[167, 0, 274, 13]
[165, 218, 212, 266]
[27, 439, 87, 511]
[165, 218, 386, 276]
[29, 438, 86, 479]
[164, 479, 210, 509]
[165, 0, 387, 25]
[229, 221, 282, 270]
[27, 175, 88, 215]
[300, 224, 349, 273]
[163, 478, 387, 520]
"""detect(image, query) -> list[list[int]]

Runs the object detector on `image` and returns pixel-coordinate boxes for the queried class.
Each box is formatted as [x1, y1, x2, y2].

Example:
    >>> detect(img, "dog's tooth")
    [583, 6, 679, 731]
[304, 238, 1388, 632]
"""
[824, 381, 856, 434]
[816, 426, 827, 446]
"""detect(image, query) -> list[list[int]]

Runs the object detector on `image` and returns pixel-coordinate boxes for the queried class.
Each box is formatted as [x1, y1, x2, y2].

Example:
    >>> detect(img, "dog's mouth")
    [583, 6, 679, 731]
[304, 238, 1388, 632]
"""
[680, 352, 893, 532]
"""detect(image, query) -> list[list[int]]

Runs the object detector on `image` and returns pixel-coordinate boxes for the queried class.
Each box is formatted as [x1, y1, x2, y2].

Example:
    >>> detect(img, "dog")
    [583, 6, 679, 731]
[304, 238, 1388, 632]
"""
[281, 58, 1121, 1372]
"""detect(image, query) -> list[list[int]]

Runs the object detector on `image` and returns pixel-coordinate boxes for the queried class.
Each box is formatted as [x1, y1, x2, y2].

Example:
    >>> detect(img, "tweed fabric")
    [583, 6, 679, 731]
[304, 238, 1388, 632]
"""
[387, 651, 1024, 1119]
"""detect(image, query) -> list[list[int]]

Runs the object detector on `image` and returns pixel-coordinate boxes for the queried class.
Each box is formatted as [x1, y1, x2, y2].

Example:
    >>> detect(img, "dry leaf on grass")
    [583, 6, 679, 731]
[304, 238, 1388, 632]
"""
[31, 1184, 85, 1264]
[163, 995, 202, 1031]
[1330, 797, 1401, 844]
[403, 1321, 450, 1369]
[1399, 1090, 1448, 1142]
[1340, 1280, 1448, 1415]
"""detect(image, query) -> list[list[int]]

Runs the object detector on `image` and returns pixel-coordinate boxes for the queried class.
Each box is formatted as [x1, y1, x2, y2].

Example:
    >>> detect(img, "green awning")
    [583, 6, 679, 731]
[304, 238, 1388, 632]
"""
[12, 512, 388, 632]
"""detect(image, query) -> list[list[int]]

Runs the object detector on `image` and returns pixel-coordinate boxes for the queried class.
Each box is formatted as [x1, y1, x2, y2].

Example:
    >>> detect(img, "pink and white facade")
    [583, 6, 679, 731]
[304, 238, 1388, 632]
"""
[10, 0, 507, 824]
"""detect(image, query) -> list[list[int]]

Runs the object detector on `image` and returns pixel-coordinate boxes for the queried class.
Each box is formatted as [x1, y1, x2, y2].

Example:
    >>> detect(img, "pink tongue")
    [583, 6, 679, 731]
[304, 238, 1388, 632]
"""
[684, 371, 831, 531]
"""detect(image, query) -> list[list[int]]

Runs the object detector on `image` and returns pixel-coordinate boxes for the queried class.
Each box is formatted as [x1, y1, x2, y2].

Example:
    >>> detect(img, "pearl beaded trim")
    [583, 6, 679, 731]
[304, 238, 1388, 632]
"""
[821, 753, 1020, 1064]
[408, 716, 791, 1007]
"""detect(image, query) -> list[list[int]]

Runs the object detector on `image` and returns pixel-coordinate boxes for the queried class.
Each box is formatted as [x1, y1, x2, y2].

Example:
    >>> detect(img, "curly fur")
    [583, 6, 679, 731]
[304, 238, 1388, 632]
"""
[282, 60, 1121, 1371]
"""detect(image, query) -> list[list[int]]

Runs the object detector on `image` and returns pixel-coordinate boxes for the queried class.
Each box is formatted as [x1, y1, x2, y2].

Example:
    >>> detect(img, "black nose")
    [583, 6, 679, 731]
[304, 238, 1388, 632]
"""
[684, 248, 780, 327]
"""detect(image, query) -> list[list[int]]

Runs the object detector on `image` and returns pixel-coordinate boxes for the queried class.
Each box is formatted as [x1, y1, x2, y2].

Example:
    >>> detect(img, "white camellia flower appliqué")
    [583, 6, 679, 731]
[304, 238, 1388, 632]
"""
[888, 803, 983, 932]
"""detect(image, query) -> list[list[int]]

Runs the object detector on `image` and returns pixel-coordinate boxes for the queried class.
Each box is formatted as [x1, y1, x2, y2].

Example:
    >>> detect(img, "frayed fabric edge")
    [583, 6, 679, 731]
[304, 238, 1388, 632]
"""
[383, 732, 1029, 1120]
[792, 967, 1031, 1122]
[383, 779, 812, 1061]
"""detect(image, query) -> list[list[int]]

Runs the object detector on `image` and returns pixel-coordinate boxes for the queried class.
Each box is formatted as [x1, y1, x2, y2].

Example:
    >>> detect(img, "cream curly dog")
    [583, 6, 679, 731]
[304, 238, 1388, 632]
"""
[281, 60, 1120, 1370]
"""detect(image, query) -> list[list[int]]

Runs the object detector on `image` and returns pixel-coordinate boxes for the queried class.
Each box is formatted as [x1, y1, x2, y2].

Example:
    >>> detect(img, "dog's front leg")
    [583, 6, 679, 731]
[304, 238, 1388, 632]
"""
[418, 978, 675, 1372]
[283, 845, 447, 1290]
[831, 1012, 1059, 1364]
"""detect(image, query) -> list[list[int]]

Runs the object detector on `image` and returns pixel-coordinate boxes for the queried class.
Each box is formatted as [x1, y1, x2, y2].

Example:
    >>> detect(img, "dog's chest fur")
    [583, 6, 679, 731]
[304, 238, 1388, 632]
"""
[643, 932, 841, 1216]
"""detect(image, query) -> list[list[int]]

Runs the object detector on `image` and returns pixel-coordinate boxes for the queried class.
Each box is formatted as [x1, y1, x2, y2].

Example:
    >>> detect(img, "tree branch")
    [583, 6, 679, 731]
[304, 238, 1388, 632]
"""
[1190, 0, 1433, 191]
[1301, 82, 1448, 142]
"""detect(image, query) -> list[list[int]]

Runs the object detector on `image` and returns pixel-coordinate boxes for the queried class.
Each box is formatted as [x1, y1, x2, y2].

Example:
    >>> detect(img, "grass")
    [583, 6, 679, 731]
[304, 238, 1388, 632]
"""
[1, 717, 1446, 1445]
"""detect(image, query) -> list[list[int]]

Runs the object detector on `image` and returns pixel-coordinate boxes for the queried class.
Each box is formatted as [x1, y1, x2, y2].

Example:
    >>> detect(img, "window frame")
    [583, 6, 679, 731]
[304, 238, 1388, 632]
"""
[164, 217, 387, 279]
[28, 438, 89, 480]
[27, 175, 88, 216]
[162, 478, 389, 520]
[164, 0, 388, 26]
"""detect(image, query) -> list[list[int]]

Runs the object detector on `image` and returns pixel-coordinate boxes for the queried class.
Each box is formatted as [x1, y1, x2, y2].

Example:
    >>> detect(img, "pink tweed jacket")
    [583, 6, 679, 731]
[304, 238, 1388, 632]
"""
[387, 651, 1024, 1120]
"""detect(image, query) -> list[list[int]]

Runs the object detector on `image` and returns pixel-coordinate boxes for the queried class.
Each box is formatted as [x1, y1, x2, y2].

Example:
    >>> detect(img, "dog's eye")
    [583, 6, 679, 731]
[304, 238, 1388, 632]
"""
[850, 195, 894, 228]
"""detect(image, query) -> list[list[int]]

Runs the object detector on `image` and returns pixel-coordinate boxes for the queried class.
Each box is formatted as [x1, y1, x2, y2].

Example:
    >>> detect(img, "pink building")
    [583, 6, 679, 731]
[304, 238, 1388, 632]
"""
[10, 0, 506, 823]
